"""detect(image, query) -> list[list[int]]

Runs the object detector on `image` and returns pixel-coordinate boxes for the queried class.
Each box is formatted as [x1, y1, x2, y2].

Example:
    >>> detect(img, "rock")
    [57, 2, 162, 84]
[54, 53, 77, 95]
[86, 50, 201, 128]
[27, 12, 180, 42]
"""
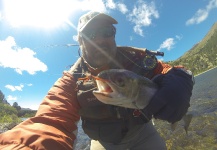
[0, 122, 18, 134]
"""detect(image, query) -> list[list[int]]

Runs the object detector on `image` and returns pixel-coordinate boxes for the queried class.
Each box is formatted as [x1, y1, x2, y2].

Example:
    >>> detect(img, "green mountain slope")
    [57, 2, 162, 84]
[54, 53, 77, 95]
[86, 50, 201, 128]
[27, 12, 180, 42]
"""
[169, 22, 217, 75]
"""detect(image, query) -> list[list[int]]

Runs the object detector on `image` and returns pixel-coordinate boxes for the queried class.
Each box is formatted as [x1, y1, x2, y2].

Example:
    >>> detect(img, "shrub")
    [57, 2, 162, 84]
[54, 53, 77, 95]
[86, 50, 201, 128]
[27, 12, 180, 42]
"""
[0, 103, 21, 123]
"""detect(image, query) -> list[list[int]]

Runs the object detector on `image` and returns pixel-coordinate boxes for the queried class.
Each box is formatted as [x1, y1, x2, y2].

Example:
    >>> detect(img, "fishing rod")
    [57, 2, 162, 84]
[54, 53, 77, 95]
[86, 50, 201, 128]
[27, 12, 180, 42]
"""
[32, 44, 80, 50]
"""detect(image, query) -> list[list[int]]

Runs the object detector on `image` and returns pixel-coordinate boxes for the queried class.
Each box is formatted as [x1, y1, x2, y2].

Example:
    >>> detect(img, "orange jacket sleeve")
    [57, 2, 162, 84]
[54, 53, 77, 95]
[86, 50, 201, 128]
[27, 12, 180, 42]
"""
[0, 72, 80, 150]
[153, 60, 188, 76]
[153, 60, 173, 75]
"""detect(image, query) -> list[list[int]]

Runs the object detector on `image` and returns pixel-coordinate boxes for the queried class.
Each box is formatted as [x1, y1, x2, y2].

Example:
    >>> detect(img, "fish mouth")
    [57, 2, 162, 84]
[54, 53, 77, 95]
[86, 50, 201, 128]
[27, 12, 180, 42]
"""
[94, 80, 113, 96]
[95, 80, 113, 93]
[93, 79, 126, 106]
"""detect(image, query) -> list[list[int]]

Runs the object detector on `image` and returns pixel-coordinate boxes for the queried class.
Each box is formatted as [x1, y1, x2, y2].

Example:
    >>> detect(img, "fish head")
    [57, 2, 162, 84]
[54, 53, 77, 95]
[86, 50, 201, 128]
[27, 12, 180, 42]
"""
[93, 69, 157, 108]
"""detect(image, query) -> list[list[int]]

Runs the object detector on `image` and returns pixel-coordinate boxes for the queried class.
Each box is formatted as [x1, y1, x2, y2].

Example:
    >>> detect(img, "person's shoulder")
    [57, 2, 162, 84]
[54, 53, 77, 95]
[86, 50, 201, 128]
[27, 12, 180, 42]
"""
[68, 58, 83, 78]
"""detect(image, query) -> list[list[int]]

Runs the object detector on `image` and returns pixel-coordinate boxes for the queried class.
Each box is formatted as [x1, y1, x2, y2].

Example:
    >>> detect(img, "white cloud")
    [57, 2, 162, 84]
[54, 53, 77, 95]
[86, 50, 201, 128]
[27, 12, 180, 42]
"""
[175, 35, 183, 40]
[127, 1, 159, 36]
[158, 38, 175, 51]
[7, 95, 17, 101]
[0, 12, 2, 21]
[27, 83, 33, 86]
[133, 25, 144, 36]
[105, 0, 128, 14]
[76, 0, 128, 15]
[106, 0, 116, 9]
[96, 0, 157, 36]
[79, 0, 156, 36]
[157, 35, 183, 51]
[21, 103, 39, 110]
[3, 0, 108, 29]
[73, 35, 78, 42]
[186, 0, 217, 25]
[117, 3, 128, 14]
[186, 9, 208, 25]
[5, 84, 24, 91]
[0, 36, 48, 75]
[3, 0, 78, 28]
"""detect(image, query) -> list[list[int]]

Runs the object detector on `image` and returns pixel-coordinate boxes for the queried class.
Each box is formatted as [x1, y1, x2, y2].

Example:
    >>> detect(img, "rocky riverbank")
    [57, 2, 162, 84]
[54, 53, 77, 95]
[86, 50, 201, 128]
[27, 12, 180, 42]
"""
[0, 122, 18, 134]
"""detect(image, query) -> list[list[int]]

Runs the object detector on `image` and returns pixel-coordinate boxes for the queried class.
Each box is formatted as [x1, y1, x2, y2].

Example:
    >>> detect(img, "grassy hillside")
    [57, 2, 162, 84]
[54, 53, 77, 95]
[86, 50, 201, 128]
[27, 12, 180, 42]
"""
[159, 24, 217, 149]
[168, 22, 217, 75]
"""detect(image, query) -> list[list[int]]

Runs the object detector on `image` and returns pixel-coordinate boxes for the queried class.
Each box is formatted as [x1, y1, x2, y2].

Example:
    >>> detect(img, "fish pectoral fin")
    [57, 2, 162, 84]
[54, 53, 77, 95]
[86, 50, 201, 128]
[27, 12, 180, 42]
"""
[183, 114, 193, 134]
[170, 114, 193, 134]
[171, 122, 178, 131]
[93, 92, 113, 98]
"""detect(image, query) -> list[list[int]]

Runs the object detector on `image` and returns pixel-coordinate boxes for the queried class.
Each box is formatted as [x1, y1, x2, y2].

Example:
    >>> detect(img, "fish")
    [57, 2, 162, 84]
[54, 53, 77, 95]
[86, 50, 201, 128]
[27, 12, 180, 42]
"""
[93, 69, 192, 133]
[93, 69, 158, 109]
[170, 113, 193, 134]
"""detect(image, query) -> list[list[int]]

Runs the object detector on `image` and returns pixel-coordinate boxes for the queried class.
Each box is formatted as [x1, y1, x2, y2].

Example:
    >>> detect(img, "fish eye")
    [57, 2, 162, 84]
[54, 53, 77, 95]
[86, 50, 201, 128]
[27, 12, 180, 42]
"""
[114, 74, 125, 87]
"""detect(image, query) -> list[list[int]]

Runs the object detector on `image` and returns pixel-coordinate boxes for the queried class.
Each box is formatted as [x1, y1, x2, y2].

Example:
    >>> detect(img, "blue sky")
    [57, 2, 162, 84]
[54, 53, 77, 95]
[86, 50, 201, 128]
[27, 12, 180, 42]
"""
[0, 0, 217, 110]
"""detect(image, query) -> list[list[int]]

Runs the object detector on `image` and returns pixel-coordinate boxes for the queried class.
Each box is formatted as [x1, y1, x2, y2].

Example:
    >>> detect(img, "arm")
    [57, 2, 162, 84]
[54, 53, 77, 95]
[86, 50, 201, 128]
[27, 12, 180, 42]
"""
[143, 61, 194, 123]
[0, 72, 80, 150]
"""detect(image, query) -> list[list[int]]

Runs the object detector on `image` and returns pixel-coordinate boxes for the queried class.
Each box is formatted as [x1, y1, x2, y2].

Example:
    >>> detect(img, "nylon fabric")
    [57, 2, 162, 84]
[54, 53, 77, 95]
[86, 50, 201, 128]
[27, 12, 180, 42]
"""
[0, 72, 80, 149]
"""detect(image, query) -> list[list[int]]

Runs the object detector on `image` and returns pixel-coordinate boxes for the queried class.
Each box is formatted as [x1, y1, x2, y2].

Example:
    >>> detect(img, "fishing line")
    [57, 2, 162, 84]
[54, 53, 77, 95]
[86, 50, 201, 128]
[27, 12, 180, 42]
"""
[132, 101, 150, 121]
[118, 50, 145, 69]
[33, 43, 79, 50]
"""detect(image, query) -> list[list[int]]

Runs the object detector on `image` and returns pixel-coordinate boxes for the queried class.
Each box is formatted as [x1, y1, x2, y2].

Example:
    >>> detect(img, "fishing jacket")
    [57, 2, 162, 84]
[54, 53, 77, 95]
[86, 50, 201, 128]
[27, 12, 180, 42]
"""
[0, 46, 175, 149]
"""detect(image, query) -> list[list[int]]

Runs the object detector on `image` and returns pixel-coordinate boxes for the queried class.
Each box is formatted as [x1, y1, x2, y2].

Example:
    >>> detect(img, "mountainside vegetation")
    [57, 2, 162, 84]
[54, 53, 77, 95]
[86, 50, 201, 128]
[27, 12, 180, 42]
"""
[168, 22, 217, 75]
[0, 90, 36, 124]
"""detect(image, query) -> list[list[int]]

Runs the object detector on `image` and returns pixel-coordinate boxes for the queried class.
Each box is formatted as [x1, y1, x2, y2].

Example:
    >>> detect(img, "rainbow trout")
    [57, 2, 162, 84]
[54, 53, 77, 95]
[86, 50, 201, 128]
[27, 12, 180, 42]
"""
[93, 69, 157, 109]
[93, 69, 192, 133]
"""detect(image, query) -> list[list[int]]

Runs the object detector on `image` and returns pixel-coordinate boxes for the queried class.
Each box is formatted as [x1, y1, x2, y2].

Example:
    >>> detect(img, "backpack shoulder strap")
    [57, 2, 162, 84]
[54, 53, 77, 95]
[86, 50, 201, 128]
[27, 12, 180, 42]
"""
[68, 57, 85, 80]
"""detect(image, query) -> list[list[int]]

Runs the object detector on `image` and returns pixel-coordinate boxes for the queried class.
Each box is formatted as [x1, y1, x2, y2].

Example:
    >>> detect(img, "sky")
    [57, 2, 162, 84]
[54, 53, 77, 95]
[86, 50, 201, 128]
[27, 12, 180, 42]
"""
[0, 0, 217, 110]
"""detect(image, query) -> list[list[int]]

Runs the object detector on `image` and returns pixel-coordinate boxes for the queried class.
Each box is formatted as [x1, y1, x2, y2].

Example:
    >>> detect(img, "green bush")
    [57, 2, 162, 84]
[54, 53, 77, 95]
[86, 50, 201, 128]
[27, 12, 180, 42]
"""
[0, 103, 21, 123]
[0, 114, 21, 123]
[18, 109, 36, 118]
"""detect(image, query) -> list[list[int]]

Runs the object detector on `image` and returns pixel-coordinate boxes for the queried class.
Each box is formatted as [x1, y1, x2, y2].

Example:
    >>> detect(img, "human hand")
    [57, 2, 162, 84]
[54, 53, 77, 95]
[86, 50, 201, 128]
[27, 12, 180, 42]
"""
[142, 68, 194, 123]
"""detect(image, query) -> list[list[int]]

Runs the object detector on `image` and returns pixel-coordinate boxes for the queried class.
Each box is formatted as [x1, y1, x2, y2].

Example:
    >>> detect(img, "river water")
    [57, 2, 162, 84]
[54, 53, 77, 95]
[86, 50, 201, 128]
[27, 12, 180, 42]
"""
[74, 120, 90, 150]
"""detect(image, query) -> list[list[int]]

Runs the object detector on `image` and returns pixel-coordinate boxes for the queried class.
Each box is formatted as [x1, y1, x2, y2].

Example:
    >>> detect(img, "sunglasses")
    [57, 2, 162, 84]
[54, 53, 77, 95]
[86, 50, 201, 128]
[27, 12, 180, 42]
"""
[82, 26, 116, 40]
